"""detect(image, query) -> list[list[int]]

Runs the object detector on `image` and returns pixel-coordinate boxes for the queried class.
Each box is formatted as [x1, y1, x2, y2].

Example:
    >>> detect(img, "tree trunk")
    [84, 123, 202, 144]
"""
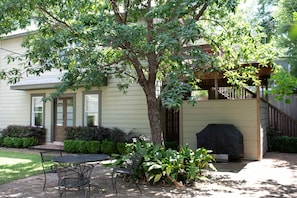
[145, 93, 164, 145]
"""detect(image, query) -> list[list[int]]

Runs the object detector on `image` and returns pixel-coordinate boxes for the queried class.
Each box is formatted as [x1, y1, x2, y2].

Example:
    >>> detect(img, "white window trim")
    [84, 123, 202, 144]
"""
[83, 91, 102, 127]
[31, 94, 45, 127]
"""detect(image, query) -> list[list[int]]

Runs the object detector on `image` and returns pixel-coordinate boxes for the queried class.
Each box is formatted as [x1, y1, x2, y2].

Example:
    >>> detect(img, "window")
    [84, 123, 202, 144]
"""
[84, 92, 100, 127]
[31, 95, 44, 127]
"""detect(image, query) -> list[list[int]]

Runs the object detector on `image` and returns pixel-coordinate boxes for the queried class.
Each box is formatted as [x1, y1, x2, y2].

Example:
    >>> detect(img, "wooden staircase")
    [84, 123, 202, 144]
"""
[216, 86, 297, 137]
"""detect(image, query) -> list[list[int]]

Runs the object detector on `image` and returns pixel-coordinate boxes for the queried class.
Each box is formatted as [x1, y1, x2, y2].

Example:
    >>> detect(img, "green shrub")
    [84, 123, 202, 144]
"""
[78, 141, 89, 154]
[23, 137, 38, 148]
[0, 136, 4, 146]
[64, 140, 79, 153]
[12, 137, 23, 148]
[1, 125, 46, 144]
[113, 140, 215, 186]
[3, 137, 14, 147]
[87, 141, 101, 154]
[271, 136, 297, 153]
[116, 142, 127, 155]
[101, 140, 117, 155]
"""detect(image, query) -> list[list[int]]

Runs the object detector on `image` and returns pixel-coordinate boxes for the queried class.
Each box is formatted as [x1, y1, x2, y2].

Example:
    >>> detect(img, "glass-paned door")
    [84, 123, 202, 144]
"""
[55, 97, 74, 141]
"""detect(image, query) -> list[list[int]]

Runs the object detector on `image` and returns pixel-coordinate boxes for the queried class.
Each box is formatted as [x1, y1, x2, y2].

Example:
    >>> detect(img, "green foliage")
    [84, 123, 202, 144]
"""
[270, 136, 297, 153]
[65, 126, 135, 142]
[1, 125, 46, 144]
[12, 137, 23, 148]
[0, 136, 4, 146]
[78, 140, 89, 154]
[3, 137, 13, 147]
[3, 136, 37, 148]
[101, 140, 117, 155]
[267, 69, 297, 102]
[116, 142, 127, 155]
[87, 141, 101, 154]
[22, 137, 38, 148]
[63, 140, 79, 153]
[114, 140, 215, 186]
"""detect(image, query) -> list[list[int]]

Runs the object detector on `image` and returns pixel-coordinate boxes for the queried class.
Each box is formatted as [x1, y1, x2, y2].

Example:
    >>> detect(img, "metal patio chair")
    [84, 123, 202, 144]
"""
[111, 155, 143, 194]
[56, 164, 94, 198]
[40, 150, 63, 190]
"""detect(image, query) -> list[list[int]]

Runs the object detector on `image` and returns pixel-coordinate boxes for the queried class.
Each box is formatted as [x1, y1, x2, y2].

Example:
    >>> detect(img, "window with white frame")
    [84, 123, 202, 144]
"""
[31, 95, 44, 127]
[84, 93, 100, 127]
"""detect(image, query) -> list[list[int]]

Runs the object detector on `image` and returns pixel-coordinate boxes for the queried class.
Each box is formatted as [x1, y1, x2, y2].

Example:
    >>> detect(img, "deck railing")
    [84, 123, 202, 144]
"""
[216, 87, 256, 99]
[268, 103, 297, 137]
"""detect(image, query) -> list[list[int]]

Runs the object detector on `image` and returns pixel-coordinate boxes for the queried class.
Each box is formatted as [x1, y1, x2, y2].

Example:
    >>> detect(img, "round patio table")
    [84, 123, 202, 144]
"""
[53, 154, 110, 164]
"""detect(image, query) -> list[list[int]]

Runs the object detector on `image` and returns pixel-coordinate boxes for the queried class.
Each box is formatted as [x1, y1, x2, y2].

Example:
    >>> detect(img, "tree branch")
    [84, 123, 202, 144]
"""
[195, 3, 208, 21]
[36, 5, 77, 34]
[110, 0, 124, 24]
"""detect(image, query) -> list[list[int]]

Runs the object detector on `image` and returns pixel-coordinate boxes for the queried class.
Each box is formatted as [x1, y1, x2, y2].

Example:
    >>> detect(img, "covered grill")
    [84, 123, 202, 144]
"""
[196, 124, 244, 160]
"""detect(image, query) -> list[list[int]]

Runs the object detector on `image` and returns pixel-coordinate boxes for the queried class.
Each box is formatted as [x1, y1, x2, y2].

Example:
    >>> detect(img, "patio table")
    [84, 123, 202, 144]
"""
[53, 153, 111, 194]
[53, 154, 110, 165]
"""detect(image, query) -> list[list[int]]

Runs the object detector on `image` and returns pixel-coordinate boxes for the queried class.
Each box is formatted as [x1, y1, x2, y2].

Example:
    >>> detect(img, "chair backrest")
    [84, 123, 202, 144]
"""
[57, 164, 94, 187]
[40, 150, 63, 170]
[40, 150, 63, 162]
[130, 155, 143, 173]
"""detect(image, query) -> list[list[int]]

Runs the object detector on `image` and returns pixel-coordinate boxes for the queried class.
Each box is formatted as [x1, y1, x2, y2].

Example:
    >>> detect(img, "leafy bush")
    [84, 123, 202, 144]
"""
[1, 125, 46, 144]
[64, 126, 140, 143]
[64, 140, 79, 153]
[116, 142, 127, 155]
[113, 140, 215, 186]
[3, 137, 14, 147]
[78, 141, 89, 154]
[271, 136, 297, 153]
[101, 140, 117, 155]
[23, 137, 38, 148]
[87, 141, 101, 154]
[12, 137, 23, 148]
[0, 136, 4, 147]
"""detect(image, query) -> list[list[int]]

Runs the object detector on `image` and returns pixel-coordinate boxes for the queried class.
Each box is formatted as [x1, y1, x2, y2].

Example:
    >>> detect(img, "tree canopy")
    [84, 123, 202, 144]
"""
[0, 0, 277, 144]
[254, 0, 297, 101]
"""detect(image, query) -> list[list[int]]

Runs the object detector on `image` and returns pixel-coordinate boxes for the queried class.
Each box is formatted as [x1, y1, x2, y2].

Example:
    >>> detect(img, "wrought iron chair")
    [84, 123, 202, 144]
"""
[111, 155, 143, 194]
[56, 164, 94, 198]
[40, 150, 63, 190]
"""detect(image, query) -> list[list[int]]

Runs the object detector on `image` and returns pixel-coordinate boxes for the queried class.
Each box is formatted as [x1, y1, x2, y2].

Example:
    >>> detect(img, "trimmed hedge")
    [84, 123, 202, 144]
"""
[87, 141, 101, 154]
[3, 136, 38, 148]
[101, 140, 117, 155]
[64, 139, 127, 155]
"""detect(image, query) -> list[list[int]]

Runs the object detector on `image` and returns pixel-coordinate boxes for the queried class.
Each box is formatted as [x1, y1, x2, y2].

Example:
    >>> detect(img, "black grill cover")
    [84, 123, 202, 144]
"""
[196, 124, 244, 158]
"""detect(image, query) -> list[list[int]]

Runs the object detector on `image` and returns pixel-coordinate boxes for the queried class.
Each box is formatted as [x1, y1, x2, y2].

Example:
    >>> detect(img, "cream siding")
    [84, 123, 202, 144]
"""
[0, 35, 30, 129]
[181, 99, 259, 160]
[101, 79, 150, 136]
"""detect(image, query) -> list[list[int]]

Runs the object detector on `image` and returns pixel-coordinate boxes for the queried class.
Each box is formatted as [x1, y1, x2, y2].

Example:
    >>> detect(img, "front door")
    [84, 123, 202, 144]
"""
[54, 97, 74, 141]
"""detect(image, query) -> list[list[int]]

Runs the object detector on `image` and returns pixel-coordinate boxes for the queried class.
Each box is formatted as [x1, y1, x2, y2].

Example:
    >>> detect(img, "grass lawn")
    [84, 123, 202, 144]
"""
[0, 150, 43, 185]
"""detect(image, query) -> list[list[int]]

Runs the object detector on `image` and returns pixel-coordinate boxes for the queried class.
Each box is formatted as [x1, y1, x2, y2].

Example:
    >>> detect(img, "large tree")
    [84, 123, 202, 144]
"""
[0, 0, 276, 144]
[254, 0, 297, 101]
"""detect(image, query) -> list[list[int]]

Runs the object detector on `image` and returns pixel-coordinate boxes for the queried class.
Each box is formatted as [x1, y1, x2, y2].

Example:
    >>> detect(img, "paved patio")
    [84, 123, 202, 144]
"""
[0, 149, 297, 197]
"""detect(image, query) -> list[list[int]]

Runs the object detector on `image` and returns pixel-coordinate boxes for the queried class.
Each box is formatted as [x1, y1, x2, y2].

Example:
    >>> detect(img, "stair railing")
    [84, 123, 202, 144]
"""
[268, 103, 297, 137]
